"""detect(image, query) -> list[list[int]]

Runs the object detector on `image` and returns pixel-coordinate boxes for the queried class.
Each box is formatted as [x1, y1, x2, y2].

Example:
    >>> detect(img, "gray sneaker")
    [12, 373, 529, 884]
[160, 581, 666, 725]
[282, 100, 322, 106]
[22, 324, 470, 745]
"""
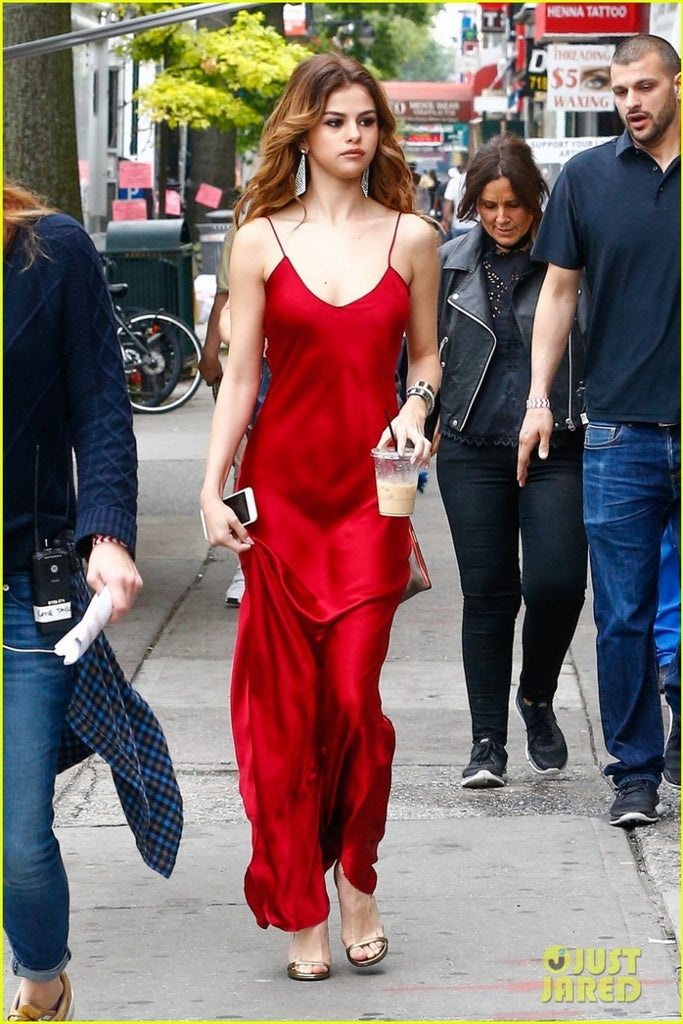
[515, 690, 568, 775]
[609, 780, 661, 827]
[461, 738, 508, 788]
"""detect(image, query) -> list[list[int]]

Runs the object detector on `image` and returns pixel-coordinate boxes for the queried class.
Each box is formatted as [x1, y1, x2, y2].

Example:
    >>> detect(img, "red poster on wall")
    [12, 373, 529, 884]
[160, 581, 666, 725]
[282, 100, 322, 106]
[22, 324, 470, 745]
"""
[112, 199, 148, 221]
[535, 3, 646, 42]
[195, 182, 223, 208]
[165, 190, 182, 216]
[118, 161, 153, 189]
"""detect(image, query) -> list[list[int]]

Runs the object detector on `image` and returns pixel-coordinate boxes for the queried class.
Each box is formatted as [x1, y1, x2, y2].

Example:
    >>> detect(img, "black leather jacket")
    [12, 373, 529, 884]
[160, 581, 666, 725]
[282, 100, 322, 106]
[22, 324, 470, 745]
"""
[437, 224, 586, 436]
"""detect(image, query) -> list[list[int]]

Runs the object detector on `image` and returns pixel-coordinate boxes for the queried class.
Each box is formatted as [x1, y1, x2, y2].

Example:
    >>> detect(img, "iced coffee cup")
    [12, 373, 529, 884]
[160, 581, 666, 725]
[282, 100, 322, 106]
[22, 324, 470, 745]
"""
[371, 447, 419, 517]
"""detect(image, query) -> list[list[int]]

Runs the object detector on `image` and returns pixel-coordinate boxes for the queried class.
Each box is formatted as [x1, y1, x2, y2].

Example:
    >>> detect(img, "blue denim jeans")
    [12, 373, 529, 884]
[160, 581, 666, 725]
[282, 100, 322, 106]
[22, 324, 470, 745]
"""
[655, 519, 680, 668]
[583, 423, 681, 788]
[3, 571, 74, 980]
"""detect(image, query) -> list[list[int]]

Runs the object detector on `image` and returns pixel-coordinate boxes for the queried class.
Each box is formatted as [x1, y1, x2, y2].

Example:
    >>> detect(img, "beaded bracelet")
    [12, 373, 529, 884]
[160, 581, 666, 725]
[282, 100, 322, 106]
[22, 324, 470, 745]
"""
[525, 397, 552, 410]
[406, 381, 436, 417]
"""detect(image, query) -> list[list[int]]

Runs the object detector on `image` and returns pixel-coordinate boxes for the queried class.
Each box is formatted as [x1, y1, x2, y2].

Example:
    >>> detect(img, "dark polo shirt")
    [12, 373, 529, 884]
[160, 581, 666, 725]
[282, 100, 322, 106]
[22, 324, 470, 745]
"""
[532, 129, 680, 424]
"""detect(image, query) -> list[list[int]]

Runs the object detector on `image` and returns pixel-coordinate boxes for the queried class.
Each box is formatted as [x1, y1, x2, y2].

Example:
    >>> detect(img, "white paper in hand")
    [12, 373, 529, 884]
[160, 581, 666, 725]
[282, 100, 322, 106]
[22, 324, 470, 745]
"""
[54, 586, 113, 665]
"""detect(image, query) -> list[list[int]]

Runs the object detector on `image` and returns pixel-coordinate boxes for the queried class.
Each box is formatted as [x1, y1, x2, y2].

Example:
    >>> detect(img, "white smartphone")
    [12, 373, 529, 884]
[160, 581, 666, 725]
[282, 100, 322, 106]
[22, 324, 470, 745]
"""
[223, 486, 258, 525]
[200, 486, 258, 540]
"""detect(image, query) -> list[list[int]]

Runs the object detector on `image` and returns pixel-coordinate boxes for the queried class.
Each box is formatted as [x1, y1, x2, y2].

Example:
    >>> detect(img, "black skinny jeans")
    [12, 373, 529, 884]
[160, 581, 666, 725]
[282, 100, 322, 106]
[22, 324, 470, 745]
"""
[436, 436, 588, 745]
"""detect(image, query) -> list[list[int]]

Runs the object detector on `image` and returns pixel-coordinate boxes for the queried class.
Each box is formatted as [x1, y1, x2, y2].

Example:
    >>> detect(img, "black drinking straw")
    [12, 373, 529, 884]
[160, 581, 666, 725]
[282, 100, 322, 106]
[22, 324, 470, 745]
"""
[384, 410, 397, 448]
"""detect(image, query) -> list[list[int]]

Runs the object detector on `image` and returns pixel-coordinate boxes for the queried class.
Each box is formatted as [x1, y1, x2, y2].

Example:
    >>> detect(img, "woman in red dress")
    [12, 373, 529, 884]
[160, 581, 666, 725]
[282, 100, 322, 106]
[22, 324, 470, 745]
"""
[201, 54, 440, 981]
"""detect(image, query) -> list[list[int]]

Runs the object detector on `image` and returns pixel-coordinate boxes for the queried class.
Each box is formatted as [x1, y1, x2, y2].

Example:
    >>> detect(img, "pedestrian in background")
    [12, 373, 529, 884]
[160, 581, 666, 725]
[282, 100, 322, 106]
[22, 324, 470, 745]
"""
[655, 521, 680, 774]
[655, 522, 680, 688]
[198, 225, 248, 605]
[518, 33, 681, 825]
[436, 136, 587, 789]
[198, 223, 234, 393]
[3, 180, 182, 1021]
[201, 53, 440, 981]
[440, 164, 476, 240]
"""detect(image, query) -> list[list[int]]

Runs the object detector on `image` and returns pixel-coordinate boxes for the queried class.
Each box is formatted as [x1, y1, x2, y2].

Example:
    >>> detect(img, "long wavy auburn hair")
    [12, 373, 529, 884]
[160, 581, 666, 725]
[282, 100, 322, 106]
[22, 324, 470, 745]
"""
[234, 54, 415, 225]
[3, 180, 55, 264]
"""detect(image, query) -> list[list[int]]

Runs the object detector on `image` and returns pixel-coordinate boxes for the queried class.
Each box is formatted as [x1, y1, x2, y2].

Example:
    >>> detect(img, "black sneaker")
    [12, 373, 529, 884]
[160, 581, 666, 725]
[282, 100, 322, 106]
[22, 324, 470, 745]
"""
[609, 780, 661, 827]
[461, 738, 508, 789]
[515, 690, 568, 775]
[663, 711, 681, 788]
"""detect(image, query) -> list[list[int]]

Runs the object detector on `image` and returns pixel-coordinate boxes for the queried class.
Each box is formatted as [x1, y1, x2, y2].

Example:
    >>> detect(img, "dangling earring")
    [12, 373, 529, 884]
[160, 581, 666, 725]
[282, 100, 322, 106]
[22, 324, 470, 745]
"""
[294, 150, 307, 197]
[360, 165, 370, 198]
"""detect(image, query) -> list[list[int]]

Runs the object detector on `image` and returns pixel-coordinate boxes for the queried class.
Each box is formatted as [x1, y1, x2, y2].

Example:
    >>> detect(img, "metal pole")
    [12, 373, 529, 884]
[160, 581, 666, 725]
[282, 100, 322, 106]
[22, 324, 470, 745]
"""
[3, 2, 262, 60]
[178, 124, 188, 210]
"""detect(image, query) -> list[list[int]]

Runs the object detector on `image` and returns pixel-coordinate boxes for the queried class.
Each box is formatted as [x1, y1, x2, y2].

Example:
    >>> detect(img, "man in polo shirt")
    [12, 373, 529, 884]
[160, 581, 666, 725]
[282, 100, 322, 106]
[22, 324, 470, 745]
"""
[517, 34, 680, 826]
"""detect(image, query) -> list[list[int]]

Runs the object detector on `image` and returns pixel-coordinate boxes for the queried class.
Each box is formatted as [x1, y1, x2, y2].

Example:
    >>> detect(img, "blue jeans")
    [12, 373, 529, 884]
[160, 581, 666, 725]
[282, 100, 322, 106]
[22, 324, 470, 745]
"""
[655, 519, 680, 668]
[583, 423, 681, 788]
[3, 571, 74, 980]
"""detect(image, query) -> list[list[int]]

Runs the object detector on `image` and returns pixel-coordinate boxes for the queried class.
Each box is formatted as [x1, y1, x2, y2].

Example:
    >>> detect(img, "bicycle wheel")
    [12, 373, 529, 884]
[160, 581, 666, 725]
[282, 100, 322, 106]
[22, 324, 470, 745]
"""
[121, 321, 182, 410]
[126, 312, 203, 413]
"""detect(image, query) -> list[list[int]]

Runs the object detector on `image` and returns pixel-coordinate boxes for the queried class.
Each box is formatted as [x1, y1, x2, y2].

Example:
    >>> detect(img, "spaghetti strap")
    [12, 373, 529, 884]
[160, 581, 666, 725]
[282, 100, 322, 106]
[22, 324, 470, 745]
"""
[387, 212, 402, 268]
[265, 216, 286, 258]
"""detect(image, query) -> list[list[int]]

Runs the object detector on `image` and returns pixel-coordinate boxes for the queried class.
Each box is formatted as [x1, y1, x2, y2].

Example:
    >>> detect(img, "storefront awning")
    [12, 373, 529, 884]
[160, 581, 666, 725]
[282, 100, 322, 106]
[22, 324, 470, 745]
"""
[382, 68, 499, 124]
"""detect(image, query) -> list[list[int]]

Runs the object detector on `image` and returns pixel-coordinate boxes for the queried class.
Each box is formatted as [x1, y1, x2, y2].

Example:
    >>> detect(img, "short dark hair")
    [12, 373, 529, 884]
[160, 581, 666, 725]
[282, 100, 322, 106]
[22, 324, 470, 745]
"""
[612, 34, 681, 76]
[457, 134, 549, 228]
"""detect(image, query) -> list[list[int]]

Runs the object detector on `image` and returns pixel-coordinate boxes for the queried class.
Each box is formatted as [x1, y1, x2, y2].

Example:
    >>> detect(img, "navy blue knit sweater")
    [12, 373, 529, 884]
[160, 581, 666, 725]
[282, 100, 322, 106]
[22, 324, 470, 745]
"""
[4, 214, 138, 573]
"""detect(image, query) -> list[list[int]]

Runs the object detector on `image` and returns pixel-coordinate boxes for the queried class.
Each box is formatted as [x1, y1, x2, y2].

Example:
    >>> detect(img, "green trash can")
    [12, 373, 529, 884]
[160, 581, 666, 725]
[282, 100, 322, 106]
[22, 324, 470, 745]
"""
[104, 220, 195, 327]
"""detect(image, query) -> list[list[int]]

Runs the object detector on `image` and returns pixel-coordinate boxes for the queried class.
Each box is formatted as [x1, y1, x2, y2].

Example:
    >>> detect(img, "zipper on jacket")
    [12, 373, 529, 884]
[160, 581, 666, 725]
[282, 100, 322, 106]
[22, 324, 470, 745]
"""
[565, 321, 575, 430]
[446, 297, 497, 431]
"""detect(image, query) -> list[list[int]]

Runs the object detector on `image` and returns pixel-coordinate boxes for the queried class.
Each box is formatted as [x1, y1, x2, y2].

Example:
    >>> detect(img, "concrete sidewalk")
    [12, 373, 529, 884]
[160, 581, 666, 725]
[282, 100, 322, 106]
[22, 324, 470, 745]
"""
[5, 387, 680, 1021]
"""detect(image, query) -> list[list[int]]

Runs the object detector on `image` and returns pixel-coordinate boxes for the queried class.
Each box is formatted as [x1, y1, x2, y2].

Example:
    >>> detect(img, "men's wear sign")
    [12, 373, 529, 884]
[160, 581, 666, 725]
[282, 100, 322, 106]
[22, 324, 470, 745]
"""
[546, 44, 615, 110]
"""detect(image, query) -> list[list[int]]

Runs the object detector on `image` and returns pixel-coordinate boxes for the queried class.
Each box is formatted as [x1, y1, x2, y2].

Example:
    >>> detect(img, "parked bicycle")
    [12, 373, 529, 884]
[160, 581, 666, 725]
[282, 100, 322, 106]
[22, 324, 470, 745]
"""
[110, 283, 203, 413]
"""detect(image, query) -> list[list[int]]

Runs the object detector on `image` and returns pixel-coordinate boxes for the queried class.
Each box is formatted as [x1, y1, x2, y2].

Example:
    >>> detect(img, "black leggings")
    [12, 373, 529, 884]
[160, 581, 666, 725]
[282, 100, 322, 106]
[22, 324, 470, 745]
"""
[436, 436, 588, 745]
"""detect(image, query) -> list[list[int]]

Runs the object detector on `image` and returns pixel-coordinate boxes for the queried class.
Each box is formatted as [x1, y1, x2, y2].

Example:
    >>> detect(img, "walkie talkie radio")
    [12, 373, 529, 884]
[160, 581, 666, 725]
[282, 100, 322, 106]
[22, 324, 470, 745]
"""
[30, 445, 73, 634]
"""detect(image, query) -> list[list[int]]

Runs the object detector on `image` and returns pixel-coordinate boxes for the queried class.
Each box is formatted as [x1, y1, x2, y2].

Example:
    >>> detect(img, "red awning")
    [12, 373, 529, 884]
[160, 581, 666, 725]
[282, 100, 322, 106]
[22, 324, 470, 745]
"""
[382, 68, 500, 123]
[382, 81, 474, 123]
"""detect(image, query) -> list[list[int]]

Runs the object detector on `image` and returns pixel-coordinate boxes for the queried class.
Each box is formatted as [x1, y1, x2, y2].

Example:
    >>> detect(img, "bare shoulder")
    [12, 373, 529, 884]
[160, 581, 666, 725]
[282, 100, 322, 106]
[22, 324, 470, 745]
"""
[232, 217, 272, 255]
[231, 218, 277, 278]
[398, 212, 440, 253]
[393, 214, 440, 282]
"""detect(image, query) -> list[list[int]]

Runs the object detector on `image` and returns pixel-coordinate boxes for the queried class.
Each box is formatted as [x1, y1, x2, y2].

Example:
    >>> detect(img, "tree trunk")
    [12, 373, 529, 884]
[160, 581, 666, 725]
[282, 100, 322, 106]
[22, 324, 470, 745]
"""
[185, 127, 237, 242]
[3, 3, 82, 221]
[183, 5, 284, 239]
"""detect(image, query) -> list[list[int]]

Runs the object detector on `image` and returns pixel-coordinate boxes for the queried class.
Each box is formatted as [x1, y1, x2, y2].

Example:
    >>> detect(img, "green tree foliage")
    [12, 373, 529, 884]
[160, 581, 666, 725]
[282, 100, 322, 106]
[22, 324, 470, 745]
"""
[118, 8, 311, 151]
[372, 11, 455, 81]
[308, 3, 453, 81]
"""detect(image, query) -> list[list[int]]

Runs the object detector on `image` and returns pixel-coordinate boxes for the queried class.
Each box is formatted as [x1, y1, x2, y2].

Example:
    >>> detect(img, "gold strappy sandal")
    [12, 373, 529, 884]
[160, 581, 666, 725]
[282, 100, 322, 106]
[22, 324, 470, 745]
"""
[345, 935, 389, 968]
[333, 862, 389, 969]
[287, 960, 331, 981]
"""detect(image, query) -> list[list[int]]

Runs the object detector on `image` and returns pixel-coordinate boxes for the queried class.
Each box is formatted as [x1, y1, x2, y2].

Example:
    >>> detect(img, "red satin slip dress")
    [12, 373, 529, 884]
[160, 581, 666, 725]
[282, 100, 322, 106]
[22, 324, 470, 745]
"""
[232, 213, 411, 931]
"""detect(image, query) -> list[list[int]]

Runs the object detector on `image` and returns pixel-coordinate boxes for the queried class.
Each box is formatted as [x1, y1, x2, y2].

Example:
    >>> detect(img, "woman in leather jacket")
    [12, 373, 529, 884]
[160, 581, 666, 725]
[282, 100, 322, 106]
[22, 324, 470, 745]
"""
[435, 135, 588, 789]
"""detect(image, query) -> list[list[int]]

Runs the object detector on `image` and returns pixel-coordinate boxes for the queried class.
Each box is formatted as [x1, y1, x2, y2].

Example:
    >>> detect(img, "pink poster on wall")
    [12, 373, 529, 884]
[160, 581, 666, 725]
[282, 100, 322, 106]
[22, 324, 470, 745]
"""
[165, 190, 182, 216]
[118, 161, 153, 189]
[112, 199, 148, 221]
[195, 182, 223, 208]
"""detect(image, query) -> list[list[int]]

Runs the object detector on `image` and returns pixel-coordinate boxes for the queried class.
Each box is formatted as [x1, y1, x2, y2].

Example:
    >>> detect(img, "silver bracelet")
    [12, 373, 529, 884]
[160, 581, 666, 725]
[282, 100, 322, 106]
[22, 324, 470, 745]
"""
[525, 397, 551, 410]
[406, 381, 436, 417]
